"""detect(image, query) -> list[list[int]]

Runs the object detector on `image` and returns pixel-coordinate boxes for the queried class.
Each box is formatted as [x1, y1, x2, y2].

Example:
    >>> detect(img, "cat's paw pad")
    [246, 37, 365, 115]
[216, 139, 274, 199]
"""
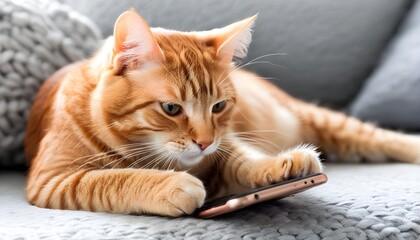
[160, 172, 206, 217]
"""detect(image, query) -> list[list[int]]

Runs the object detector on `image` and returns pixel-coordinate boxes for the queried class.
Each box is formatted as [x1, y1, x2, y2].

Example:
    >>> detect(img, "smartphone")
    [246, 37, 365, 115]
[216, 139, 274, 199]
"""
[196, 173, 328, 219]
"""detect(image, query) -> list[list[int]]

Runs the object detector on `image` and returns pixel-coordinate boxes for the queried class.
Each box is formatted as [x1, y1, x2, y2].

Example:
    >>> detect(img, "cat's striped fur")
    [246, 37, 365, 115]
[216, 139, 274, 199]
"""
[25, 10, 420, 217]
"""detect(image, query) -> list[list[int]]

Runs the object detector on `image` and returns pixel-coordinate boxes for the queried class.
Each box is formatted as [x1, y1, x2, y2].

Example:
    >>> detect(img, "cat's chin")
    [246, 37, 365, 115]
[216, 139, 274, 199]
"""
[178, 144, 220, 167]
[168, 140, 220, 167]
[178, 154, 205, 167]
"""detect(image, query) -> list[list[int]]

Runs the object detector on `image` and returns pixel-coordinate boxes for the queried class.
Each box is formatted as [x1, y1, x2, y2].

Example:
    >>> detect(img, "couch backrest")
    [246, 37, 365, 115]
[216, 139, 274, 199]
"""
[61, 0, 413, 108]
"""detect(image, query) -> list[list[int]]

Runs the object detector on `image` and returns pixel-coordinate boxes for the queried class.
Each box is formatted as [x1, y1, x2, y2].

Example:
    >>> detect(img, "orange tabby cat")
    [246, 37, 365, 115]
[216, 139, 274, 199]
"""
[25, 10, 420, 217]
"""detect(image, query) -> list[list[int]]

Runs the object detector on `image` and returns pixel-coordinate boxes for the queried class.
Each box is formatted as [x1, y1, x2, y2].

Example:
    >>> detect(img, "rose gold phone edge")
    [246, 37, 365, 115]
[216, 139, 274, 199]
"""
[197, 173, 328, 219]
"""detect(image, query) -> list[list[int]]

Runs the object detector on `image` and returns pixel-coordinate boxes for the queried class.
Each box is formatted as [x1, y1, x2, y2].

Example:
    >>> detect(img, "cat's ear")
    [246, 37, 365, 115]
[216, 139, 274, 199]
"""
[208, 15, 257, 63]
[111, 9, 164, 74]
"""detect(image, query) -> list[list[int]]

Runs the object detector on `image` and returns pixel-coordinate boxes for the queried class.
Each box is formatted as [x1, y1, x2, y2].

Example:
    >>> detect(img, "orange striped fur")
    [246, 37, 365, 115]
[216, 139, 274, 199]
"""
[25, 10, 420, 217]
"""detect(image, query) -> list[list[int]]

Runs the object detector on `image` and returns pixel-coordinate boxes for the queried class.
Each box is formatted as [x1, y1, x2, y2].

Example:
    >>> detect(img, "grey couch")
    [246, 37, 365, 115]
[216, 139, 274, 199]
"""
[1, 0, 420, 239]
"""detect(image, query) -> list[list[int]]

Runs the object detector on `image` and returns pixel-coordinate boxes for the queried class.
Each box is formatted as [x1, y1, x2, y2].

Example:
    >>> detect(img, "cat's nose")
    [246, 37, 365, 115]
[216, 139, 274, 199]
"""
[193, 140, 213, 151]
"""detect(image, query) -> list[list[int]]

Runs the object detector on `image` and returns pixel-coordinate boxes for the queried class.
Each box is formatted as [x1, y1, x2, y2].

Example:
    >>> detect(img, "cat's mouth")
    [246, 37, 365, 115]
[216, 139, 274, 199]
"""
[201, 140, 219, 155]
[176, 140, 220, 166]
[181, 153, 205, 165]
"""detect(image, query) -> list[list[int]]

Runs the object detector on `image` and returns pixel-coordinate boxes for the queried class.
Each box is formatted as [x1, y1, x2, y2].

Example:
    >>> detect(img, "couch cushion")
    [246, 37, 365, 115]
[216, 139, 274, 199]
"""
[60, 0, 412, 108]
[350, 0, 420, 131]
[0, 0, 101, 167]
[1, 164, 419, 239]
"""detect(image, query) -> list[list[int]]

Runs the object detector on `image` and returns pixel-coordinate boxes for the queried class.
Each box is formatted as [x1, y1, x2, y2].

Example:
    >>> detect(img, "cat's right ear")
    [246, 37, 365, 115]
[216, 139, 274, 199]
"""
[111, 10, 165, 74]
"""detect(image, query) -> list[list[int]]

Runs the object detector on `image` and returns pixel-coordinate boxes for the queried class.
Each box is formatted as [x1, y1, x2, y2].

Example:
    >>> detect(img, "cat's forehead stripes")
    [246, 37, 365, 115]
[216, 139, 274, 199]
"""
[154, 33, 221, 101]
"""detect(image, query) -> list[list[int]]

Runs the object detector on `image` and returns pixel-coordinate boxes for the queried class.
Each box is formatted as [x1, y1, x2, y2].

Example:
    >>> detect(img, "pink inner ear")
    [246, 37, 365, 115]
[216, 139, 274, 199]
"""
[112, 10, 164, 73]
[213, 15, 257, 63]
[216, 35, 240, 63]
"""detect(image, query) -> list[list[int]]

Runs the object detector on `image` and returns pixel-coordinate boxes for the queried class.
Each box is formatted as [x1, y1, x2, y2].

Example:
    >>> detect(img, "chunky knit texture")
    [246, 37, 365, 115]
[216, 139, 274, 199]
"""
[1, 164, 419, 239]
[0, 0, 101, 166]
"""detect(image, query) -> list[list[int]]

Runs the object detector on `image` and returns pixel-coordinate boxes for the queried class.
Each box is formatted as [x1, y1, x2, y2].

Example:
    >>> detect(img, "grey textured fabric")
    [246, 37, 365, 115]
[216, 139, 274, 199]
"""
[59, 0, 413, 108]
[350, 0, 420, 131]
[1, 164, 419, 239]
[0, 0, 101, 166]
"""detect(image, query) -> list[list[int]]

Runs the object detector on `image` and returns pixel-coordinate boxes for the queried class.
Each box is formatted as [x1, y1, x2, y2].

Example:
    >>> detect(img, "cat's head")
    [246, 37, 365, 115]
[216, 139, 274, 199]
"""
[92, 10, 256, 167]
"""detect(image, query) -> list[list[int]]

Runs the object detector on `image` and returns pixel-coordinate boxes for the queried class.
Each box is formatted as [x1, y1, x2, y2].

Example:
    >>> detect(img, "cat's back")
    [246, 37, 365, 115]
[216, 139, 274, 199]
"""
[24, 62, 81, 162]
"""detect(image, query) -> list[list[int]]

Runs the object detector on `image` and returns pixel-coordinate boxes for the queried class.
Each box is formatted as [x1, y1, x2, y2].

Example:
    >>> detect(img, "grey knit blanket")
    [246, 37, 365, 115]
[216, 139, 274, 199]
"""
[0, 0, 101, 166]
[1, 163, 419, 239]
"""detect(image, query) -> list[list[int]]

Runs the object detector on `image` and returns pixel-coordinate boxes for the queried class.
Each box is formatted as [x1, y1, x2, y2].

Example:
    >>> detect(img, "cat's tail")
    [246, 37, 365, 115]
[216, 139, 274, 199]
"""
[289, 101, 420, 164]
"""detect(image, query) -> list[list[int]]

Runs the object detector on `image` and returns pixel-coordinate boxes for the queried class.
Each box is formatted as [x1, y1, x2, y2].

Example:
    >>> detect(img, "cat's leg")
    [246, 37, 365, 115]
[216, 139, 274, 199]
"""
[27, 160, 206, 217]
[231, 70, 420, 164]
[214, 141, 323, 195]
[292, 102, 420, 163]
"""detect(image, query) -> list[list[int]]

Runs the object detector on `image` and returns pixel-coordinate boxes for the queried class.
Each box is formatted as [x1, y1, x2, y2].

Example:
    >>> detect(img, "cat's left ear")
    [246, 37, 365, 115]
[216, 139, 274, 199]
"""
[205, 15, 257, 63]
[111, 9, 165, 74]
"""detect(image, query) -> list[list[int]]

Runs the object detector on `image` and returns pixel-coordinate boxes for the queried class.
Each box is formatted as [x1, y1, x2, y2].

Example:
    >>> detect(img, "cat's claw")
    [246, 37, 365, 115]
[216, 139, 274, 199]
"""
[281, 147, 323, 178]
[159, 172, 206, 217]
[250, 146, 323, 187]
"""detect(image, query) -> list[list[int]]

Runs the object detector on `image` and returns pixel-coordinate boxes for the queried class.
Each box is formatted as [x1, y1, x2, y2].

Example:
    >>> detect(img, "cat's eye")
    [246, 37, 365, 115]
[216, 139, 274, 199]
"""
[161, 102, 181, 116]
[212, 100, 226, 113]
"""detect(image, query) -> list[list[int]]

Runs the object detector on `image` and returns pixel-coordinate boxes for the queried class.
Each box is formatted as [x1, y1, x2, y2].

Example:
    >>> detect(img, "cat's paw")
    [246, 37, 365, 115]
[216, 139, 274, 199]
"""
[251, 146, 323, 187]
[159, 172, 206, 217]
[282, 146, 323, 178]
[410, 135, 420, 164]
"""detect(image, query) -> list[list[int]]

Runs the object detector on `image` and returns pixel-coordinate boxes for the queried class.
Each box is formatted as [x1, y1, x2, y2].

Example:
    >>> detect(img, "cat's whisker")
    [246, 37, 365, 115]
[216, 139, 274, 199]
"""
[165, 152, 179, 170]
[69, 142, 141, 163]
[223, 130, 290, 147]
[213, 150, 228, 175]
[158, 152, 172, 170]
[161, 156, 171, 170]
[217, 60, 282, 91]
[151, 156, 166, 169]
[215, 144, 253, 173]
[71, 148, 135, 170]
[224, 134, 278, 144]
[70, 144, 139, 164]
[241, 60, 285, 70]
[223, 137, 280, 154]
[72, 143, 161, 171]
[140, 152, 166, 169]
[217, 52, 287, 88]
[242, 52, 287, 64]
[127, 148, 165, 168]
[151, 151, 173, 169]
[78, 149, 142, 171]
[223, 131, 286, 150]
[70, 143, 157, 166]
[101, 147, 161, 170]
[125, 152, 157, 169]
[225, 129, 288, 134]
[173, 152, 183, 170]
[129, 149, 167, 169]
[219, 60, 285, 86]
[153, 151, 171, 168]
[235, 53, 287, 71]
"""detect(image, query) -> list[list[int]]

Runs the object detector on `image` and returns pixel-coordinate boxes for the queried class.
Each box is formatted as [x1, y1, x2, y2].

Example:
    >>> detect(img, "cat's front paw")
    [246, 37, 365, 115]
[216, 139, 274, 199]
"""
[251, 146, 323, 187]
[281, 147, 323, 178]
[159, 172, 206, 217]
